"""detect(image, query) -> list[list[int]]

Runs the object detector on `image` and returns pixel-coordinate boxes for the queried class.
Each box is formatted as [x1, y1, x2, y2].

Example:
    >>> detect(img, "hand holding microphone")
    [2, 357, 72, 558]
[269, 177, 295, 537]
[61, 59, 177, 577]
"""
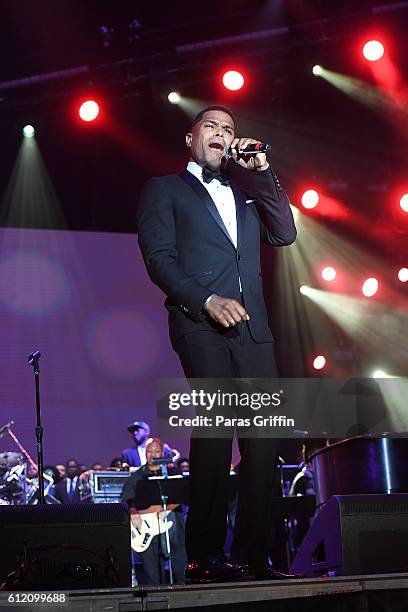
[228, 138, 270, 171]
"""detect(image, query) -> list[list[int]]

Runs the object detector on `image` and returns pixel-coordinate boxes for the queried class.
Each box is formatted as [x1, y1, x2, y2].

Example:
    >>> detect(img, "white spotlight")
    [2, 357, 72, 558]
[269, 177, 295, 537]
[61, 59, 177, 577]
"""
[22, 125, 35, 138]
[168, 91, 181, 104]
[321, 266, 337, 282]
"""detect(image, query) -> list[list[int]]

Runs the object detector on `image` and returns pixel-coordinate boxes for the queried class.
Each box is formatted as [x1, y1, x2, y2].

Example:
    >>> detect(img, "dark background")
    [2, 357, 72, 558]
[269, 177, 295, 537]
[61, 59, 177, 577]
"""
[0, 0, 407, 236]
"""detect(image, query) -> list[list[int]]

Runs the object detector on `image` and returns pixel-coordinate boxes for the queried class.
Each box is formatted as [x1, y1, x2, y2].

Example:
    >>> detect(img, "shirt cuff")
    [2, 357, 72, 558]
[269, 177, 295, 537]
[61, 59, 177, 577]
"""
[202, 293, 216, 311]
[255, 162, 270, 172]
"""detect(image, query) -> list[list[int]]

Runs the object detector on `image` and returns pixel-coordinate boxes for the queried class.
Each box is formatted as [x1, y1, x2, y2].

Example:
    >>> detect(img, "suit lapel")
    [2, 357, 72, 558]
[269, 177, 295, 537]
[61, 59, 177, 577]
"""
[179, 170, 235, 248]
[231, 183, 246, 250]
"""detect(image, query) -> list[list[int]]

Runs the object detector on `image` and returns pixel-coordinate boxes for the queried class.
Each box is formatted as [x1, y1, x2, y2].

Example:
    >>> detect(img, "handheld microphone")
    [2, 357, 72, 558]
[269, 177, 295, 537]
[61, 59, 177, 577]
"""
[229, 142, 271, 155]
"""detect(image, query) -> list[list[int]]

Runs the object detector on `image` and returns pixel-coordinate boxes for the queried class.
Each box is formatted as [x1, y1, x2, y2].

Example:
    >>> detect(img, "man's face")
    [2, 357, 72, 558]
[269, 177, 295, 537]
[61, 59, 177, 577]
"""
[186, 110, 235, 170]
[66, 461, 79, 478]
[56, 464, 66, 478]
[132, 426, 149, 445]
[146, 441, 163, 467]
[179, 461, 189, 473]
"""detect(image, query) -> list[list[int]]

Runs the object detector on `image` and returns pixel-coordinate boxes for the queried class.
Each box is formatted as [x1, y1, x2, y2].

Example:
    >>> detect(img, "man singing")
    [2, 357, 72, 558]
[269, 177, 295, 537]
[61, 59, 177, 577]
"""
[137, 105, 297, 582]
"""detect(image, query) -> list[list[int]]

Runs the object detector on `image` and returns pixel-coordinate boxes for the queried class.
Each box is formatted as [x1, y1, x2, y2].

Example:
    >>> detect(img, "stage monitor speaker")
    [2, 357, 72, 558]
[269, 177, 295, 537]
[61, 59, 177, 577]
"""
[290, 494, 408, 577]
[0, 503, 131, 590]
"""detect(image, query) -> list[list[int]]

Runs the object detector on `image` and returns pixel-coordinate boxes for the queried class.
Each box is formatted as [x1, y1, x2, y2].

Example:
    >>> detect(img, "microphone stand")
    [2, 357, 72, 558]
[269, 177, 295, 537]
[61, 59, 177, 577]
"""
[28, 350, 45, 505]
[153, 458, 174, 584]
[160, 488, 174, 585]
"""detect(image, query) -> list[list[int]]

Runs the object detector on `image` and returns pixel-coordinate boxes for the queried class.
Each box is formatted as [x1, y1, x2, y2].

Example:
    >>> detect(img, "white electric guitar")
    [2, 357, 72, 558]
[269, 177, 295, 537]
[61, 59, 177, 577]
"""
[130, 504, 179, 553]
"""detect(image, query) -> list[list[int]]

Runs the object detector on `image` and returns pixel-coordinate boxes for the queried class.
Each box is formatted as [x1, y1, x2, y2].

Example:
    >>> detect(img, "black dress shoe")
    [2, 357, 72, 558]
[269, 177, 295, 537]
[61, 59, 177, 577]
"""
[252, 566, 305, 581]
[186, 558, 247, 584]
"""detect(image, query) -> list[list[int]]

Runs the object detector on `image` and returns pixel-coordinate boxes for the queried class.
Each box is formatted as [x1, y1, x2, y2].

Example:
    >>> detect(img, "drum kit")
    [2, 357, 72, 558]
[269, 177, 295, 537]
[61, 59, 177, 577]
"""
[0, 421, 58, 505]
[0, 451, 29, 505]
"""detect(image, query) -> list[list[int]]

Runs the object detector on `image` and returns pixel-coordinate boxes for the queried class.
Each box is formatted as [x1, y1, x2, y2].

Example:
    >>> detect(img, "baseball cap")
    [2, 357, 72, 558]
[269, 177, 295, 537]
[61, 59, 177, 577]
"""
[127, 421, 150, 433]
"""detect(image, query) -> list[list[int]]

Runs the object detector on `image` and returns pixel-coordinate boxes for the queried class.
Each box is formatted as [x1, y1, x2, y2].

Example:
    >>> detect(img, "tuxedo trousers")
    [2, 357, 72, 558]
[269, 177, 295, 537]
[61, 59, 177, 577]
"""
[174, 322, 279, 570]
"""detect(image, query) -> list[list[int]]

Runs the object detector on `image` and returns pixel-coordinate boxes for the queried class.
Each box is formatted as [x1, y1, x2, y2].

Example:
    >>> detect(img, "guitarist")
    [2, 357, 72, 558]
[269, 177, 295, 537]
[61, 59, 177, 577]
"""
[120, 437, 187, 584]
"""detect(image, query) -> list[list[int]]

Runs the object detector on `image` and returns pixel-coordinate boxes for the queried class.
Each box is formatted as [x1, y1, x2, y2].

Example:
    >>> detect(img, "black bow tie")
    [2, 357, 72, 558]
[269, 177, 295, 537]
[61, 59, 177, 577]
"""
[202, 166, 230, 187]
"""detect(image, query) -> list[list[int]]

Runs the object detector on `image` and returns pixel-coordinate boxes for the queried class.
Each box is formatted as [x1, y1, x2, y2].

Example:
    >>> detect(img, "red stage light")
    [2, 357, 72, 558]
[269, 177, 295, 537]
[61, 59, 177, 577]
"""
[79, 100, 100, 122]
[400, 193, 408, 213]
[362, 40, 385, 62]
[321, 266, 336, 282]
[222, 70, 244, 91]
[313, 355, 327, 370]
[301, 189, 319, 209]
[362, 277, 379, 297]
[398, 268, 408, 282]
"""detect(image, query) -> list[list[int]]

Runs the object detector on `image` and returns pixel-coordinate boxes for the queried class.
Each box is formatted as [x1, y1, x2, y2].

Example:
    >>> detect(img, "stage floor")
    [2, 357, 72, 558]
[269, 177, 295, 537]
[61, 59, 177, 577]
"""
[7, 572, 408, 612]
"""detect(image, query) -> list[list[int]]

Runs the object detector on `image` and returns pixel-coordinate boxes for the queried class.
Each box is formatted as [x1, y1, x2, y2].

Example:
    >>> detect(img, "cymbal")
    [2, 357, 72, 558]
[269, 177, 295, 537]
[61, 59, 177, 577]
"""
[0, 452, 23, 466]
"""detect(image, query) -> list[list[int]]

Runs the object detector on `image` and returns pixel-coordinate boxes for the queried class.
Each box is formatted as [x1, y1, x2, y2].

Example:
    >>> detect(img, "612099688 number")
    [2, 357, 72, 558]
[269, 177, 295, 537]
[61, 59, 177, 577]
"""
[6, 592, 67, 605]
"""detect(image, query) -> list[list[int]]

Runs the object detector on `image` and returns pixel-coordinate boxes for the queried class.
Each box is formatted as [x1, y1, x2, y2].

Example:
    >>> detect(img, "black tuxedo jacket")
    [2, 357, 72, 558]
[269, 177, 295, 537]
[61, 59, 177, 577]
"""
[54, 477, 81, 504]
[137, 160, 296, 346]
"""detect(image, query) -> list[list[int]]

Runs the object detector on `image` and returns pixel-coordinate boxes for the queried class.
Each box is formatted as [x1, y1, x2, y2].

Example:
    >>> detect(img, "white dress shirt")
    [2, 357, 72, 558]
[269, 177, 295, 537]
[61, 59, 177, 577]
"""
[187, 161, 237, 248]
[66, 476, 78, 495]
[138, 446, 147, 465]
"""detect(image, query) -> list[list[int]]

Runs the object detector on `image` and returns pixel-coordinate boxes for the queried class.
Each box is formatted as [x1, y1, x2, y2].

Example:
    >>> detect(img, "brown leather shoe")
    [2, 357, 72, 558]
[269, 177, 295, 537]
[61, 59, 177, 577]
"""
[186, 558, 247, 584]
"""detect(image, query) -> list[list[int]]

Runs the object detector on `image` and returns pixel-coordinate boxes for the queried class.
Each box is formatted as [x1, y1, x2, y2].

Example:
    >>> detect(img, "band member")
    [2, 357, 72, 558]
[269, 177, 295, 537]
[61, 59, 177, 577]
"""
[120, 438, 187, 585]
[122, 420, 180, 467]
[137, 105, 297, 581]
[54, 459, 81, 504]
[122, 421, 152, 467]
[55, 463, 66, 479]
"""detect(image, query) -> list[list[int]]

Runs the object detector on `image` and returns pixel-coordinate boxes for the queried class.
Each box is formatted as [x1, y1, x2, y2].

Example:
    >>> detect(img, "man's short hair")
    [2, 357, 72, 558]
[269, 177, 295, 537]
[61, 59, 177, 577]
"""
[65, 459, 79, 467]
[192, 105, 235, 128]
